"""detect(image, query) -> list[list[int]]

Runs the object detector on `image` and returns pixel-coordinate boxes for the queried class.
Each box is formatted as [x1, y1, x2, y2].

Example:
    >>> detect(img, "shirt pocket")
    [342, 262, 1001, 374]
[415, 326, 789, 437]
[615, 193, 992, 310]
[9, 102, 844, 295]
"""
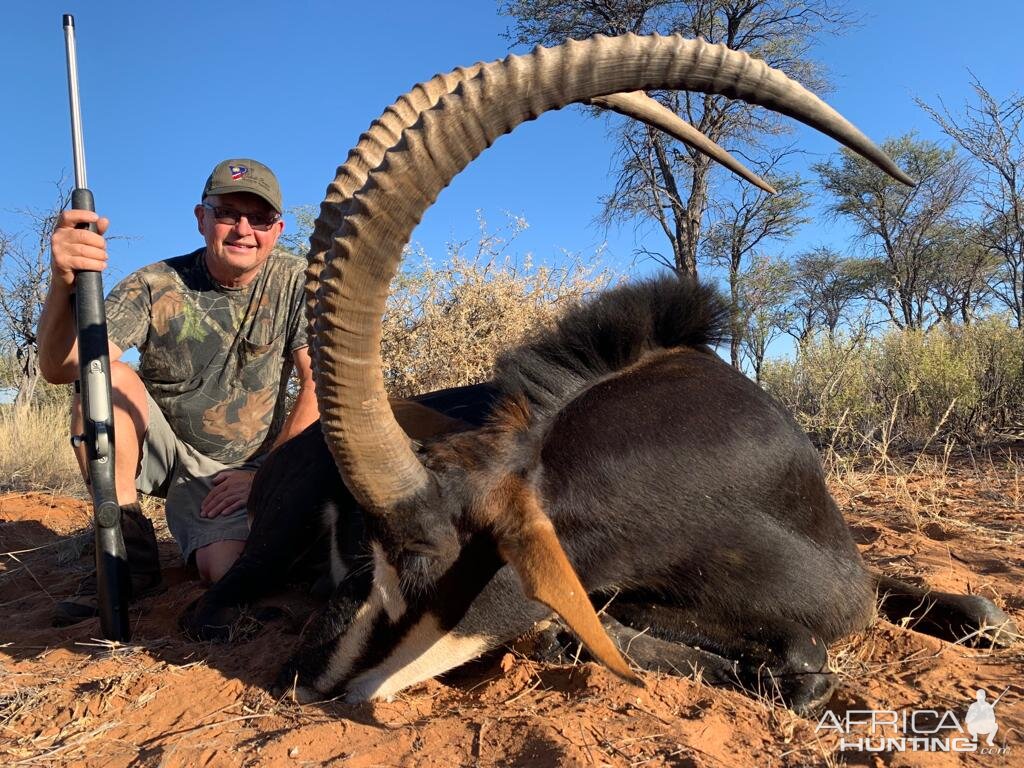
[237, 332, 285, 390]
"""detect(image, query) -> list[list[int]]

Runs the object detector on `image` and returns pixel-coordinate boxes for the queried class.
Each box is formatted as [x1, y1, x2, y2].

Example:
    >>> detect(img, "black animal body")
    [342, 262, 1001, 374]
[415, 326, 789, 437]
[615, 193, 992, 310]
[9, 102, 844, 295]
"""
[185, 277, 1015, 714]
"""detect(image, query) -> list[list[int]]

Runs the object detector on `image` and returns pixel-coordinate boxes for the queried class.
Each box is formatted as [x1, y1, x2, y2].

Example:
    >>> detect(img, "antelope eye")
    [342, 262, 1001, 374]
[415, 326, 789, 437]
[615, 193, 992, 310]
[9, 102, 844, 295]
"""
[404, 539, 445, 557]
[396, 547, 450, 596]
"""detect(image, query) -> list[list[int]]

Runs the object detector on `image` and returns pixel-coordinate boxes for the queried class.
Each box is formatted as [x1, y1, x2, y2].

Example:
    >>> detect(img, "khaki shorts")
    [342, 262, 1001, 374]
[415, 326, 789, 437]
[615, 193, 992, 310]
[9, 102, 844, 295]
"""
[137, 394, 250, 562]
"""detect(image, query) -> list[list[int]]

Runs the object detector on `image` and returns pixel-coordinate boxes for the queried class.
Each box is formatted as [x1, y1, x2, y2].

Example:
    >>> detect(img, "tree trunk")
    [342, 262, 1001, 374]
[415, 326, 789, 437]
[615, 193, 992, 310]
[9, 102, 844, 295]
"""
[679, 157, 711, 278]
[13, 346, 39, 411]
[652, 132, 701, 279]
[729, 251, 742, 370]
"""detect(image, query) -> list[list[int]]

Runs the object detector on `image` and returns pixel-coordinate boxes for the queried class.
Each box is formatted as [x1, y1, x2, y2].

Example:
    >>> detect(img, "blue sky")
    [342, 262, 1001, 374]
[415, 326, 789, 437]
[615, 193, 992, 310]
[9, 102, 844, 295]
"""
[3, 1, 1023, 292]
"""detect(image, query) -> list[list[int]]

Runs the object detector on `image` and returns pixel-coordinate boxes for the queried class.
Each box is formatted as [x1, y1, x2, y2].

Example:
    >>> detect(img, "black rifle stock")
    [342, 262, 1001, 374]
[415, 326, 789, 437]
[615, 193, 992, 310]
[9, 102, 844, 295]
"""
[63, 14, 131, 641]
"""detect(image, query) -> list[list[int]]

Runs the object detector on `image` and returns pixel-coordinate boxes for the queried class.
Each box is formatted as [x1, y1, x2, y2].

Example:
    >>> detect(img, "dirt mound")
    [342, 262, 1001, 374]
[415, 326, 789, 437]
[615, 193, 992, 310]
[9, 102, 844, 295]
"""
[1, 462, 1022, 767]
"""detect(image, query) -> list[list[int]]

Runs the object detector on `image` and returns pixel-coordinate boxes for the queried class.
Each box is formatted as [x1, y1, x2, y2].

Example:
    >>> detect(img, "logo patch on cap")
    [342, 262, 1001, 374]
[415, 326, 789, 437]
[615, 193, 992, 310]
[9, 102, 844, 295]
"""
[229, 165, 249, 181]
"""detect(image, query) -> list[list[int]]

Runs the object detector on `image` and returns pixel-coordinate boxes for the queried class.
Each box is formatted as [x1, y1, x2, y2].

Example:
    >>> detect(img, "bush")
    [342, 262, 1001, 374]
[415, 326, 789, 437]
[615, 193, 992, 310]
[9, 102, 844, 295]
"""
[761, 318, 1024, 449]
[380, 218, 615, 397]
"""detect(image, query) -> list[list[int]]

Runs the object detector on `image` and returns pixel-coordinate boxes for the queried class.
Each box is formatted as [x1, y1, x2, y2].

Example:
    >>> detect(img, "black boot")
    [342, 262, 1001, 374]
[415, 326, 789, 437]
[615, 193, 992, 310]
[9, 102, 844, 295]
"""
[53, 503, 164, 627]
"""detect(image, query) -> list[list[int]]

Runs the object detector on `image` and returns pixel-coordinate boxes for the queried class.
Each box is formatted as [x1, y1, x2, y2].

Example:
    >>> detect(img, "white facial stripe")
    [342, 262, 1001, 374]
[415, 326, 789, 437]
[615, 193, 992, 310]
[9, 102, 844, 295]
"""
[371, 541, 407, 622]
[345, 613, 492, 702]
[313, 542, 406, 694]
[314, 593, 382, 694]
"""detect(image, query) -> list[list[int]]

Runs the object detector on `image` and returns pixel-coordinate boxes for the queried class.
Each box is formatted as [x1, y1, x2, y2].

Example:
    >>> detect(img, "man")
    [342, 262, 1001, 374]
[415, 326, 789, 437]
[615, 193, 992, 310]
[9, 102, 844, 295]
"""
[38, 158, 318, 625]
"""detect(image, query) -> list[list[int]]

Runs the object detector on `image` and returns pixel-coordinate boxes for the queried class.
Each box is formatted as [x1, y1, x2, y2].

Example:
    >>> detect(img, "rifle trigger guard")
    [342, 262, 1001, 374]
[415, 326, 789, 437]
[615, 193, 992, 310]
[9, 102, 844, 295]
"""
[95, 423, 111, 459]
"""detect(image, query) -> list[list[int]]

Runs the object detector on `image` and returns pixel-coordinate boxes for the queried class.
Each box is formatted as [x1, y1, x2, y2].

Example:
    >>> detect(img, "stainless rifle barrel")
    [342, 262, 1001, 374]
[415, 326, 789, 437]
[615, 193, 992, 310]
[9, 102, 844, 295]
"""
[63, 14, 89, 190]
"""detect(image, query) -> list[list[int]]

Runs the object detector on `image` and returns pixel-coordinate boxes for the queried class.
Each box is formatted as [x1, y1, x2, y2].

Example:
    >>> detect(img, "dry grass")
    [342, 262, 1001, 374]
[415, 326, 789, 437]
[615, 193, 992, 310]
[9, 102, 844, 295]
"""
[0, 401, 82, 494]
[824, 430, 1024, 548]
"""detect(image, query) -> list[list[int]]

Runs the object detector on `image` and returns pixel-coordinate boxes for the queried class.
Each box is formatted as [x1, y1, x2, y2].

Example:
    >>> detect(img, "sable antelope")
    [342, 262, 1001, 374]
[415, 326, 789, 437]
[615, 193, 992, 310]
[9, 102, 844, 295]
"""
[186, 34, 1017, 714]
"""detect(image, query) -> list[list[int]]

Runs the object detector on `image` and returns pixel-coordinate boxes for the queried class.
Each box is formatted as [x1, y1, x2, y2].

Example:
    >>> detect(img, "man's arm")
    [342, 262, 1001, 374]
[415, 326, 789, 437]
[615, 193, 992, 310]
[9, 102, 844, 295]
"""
[38, 209, 123, 383]
[272, 345, 319, 448]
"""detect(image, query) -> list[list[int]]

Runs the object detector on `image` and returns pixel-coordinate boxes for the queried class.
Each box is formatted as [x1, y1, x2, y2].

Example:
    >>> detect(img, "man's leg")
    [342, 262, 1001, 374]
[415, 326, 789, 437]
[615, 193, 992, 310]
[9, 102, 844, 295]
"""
[162, 447, 251, 586]
[195, 539, 246, 583]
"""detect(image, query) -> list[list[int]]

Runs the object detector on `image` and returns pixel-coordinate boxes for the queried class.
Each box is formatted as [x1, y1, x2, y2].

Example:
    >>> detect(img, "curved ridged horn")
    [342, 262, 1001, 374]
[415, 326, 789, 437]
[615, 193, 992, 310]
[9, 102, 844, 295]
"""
[589, 91, 777, 193]
[312, 33, 913, 512]
[305, 78, 773, 371]
[304, 65, 484, 363]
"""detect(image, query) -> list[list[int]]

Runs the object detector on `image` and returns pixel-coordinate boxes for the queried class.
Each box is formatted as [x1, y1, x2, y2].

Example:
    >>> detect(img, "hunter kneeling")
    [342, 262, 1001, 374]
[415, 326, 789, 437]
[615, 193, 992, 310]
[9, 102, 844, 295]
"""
[37, 158, 319, 626]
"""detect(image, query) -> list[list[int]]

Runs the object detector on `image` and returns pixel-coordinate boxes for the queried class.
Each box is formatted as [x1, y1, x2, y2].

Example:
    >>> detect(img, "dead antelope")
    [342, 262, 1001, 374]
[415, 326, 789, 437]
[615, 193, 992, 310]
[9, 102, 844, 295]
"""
[191, 34, 1017, 714]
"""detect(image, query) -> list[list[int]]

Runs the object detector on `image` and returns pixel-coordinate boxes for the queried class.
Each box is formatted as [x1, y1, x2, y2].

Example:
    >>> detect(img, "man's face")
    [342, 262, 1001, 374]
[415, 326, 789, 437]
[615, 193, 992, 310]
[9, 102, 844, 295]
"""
[195, 192, 284, 286]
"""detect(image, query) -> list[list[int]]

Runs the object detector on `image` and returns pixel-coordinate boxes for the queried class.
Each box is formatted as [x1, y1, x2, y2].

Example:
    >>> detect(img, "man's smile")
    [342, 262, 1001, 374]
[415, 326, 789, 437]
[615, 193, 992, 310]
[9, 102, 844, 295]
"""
[225, 241, 257, 252]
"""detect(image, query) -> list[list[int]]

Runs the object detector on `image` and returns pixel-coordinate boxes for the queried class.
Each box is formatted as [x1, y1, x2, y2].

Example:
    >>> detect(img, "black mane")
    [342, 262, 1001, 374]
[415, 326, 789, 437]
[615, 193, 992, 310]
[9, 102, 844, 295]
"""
[493, 275, 730, 420]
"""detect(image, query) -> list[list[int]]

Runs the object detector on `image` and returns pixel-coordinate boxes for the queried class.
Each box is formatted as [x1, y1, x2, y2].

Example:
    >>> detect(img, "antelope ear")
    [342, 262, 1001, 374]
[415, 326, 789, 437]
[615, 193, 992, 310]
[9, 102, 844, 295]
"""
[390, 398, 468, 441]
[496, 497, 639, 683]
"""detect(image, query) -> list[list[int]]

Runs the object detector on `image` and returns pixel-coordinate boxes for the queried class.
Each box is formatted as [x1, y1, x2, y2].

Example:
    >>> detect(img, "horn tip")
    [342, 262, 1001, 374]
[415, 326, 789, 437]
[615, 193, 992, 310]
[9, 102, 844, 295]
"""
[617, 664, 643, 685]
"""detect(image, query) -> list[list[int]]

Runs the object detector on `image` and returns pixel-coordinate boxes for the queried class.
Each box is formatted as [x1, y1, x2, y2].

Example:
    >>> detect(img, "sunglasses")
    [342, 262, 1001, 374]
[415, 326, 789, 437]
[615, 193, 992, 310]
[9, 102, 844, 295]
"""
[202, 203, 281, 231]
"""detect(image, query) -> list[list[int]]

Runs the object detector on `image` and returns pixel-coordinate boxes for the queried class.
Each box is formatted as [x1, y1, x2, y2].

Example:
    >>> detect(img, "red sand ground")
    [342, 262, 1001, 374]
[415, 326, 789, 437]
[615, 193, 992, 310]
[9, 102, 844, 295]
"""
[1, 455, 1022, 767]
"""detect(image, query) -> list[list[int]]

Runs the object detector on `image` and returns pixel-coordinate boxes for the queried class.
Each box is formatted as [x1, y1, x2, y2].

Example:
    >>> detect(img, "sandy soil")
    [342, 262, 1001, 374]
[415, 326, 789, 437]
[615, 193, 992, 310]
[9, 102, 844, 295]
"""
[1, 454, 1022, 767]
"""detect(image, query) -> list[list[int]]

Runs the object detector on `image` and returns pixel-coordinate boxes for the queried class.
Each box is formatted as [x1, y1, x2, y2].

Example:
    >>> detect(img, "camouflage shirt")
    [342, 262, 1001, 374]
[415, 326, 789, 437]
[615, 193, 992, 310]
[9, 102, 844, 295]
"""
[105, 247, 308, 465]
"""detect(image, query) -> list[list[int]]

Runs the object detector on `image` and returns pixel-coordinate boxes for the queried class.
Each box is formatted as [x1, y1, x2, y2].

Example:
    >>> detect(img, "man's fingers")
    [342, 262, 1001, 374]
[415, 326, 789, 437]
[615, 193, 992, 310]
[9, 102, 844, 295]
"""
[202, 498, 243, 518]
[201, 484, 231, 515]
[53, 228, 107, 252]
[51, 223, 109, 281]
[54, 255, 109, 279]
[201, 471, 254, 518]
[204, 495, 245, 518]
[57, 209, 101, 228]
[65, 251, 109, 271]
[55, 210, 109, 236]
[52, 211, 110, 269]
[202, 488, 240, 518]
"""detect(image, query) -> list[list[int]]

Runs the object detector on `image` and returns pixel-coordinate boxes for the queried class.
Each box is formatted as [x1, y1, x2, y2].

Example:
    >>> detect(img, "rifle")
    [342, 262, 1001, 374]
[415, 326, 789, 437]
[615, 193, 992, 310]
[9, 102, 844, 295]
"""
[63, 14, 131, 641]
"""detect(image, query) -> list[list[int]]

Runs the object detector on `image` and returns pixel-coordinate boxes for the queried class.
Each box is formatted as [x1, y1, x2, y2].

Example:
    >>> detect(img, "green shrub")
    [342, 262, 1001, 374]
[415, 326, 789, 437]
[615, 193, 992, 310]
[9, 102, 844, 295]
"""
[762, 318, 1024, 448]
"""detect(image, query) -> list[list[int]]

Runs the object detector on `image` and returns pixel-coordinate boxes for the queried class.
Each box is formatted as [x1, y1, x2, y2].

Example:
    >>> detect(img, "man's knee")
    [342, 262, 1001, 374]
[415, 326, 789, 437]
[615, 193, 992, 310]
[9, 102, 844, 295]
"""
[73, 361, 148, 423]
[195, 539, 246, 583]
[109, 361, 149, 420]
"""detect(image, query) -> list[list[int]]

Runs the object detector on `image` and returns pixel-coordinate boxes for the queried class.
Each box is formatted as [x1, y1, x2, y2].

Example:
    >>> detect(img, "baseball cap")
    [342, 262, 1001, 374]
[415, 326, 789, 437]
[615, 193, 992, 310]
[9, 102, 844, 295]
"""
[202, 158, 282, 213]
